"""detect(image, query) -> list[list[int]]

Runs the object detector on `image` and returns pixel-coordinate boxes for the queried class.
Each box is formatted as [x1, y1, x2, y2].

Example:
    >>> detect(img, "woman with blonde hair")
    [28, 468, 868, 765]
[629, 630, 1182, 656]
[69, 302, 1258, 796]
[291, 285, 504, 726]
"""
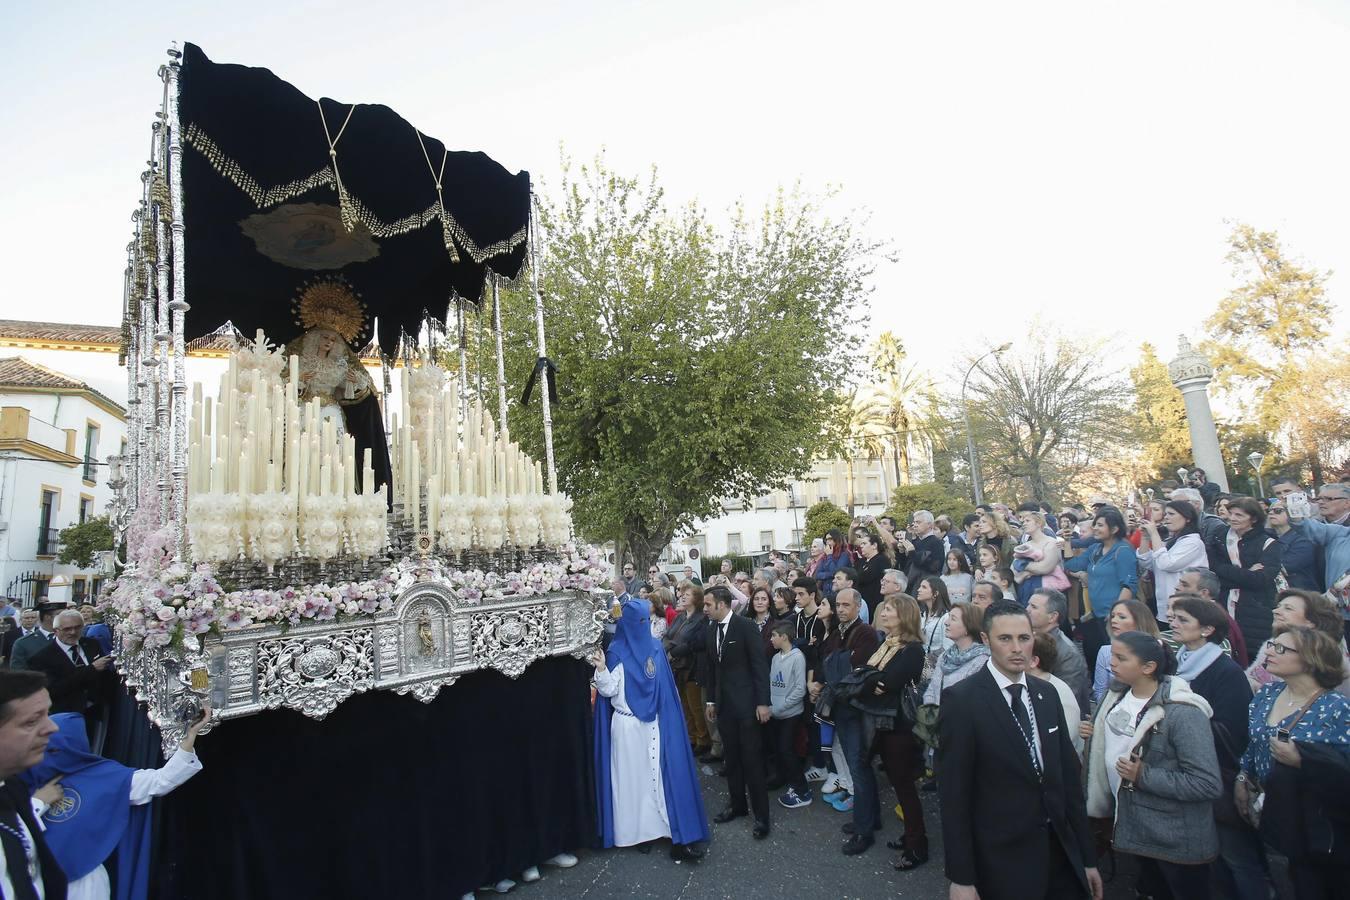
[849, 594, 929, 869]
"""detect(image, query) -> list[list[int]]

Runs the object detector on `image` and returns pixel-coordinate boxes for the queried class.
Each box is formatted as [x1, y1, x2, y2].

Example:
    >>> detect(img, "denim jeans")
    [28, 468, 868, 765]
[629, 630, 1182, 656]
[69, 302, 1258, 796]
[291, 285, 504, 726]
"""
[1211, 820, 1272, 900]
[836, 708, 879, 833]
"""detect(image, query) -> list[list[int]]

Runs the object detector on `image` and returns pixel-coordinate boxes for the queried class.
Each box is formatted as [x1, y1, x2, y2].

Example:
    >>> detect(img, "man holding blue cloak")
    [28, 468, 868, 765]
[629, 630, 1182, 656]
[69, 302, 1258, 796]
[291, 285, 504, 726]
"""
[591, 597, 709, 861]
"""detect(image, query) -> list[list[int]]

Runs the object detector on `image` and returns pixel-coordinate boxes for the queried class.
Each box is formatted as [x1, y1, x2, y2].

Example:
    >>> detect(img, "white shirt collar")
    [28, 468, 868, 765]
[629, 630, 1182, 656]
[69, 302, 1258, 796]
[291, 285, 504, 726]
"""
[56, 637, 79, 653]
[987, 657, 1028, 691]
[715, 608, 734, 627]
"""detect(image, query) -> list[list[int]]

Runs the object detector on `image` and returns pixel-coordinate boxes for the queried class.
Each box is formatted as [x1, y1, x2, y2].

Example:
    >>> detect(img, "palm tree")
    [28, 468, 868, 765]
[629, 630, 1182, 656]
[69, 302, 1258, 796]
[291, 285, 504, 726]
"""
[842, 389, 889, 515]
[863, 331, 937, 486]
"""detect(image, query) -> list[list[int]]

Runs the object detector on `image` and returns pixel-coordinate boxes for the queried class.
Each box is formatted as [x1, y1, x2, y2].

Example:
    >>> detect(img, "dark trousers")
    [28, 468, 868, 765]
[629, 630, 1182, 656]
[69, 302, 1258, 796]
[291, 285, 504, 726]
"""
[721, 713, 769, 824]
[1212, 820, 1272, 900]
[876, 728, 926, 850]
[1287, 859, 1350, 900]
[1045, 831, 1087, 899]
[837, 707, 880, 833]
[769, 714, 806, 793]
[1077, 615, 1109, 679]
[1138, 856, 1211, 900]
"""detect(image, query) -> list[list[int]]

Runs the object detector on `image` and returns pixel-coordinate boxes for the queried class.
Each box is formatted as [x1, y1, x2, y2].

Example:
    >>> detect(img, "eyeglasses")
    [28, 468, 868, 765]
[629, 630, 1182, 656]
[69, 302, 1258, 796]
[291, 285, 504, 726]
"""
[1269, 508, 1287, 515]
[1264, 640, 1296, 656]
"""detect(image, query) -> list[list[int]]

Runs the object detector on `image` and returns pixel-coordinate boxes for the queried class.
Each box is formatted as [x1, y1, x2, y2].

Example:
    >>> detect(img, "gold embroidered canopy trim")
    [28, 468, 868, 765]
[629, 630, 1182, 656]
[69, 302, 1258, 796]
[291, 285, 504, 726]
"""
[183, 123, 528, 265]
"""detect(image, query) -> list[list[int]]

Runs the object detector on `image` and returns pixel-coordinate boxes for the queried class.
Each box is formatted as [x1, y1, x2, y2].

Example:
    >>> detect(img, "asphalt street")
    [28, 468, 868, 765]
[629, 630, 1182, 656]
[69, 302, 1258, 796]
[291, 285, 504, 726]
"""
[479, 765, 1146, 900]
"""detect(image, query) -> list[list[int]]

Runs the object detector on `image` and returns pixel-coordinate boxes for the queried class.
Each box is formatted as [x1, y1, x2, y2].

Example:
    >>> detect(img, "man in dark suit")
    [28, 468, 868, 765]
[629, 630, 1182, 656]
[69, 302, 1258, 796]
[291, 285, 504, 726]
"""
[0, 670, 68, 899]
[1, 609, 40, 666]
[702, 586, 771, 838]
[939, 600, 1102, 900]
[8, 605, 59, 671]
[28, 610, 114, 718]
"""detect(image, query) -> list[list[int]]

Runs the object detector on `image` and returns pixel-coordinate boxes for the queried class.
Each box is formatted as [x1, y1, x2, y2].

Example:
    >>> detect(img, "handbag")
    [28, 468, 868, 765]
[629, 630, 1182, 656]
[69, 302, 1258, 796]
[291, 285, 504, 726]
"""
[912, 702, 941, 749]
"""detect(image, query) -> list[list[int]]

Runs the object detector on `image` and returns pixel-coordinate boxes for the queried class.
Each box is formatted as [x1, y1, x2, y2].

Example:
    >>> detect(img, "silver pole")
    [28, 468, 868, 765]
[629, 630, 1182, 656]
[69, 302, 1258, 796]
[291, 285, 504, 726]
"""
[527, 191, 557, 494]
[122, 238, 140, 509]
[492, 273, 508, 431]
[165, 45, 190, 559]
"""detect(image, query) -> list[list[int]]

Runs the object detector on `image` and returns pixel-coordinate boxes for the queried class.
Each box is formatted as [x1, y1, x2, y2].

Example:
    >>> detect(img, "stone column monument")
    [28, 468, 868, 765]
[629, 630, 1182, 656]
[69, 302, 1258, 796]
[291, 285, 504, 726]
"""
[1167, 335, 1229, 491]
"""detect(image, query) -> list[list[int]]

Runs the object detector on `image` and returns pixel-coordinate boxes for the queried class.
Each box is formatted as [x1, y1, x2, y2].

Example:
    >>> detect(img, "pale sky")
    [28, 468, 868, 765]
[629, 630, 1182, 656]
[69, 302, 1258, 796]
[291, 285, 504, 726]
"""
[3, 0, 1347, 377]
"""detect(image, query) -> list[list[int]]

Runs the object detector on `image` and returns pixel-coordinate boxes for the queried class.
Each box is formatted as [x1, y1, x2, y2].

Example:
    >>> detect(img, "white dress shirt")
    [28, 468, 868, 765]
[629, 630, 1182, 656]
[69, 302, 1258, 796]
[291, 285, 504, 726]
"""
[987, 658, 1044, 770]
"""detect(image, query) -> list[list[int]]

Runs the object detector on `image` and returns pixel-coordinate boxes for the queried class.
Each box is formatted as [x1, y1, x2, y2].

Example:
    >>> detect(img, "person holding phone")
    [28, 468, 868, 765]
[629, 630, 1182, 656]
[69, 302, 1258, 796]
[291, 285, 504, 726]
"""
[24, 705, 212, 900]
[1081, 632, 1221, 899]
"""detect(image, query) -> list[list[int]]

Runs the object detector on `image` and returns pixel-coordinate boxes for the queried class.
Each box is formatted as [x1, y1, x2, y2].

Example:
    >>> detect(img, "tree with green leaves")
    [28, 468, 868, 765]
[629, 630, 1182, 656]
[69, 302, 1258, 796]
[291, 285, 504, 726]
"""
[1204, 223, 1338, 484]
[842, 389, 889, 515]
[1128, 342, 1192, 483]
[804, 500, 853, 543]
[884, 484, 973, 532]
[495, 157, 883, 569]
[964, 333, 1131, 504]
[57, 517, 113, 569]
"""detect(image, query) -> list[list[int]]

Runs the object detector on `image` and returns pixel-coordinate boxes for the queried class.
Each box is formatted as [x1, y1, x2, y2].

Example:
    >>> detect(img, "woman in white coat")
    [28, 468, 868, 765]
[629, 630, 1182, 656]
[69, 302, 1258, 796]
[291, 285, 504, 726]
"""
[1136, 501, 1209, 627]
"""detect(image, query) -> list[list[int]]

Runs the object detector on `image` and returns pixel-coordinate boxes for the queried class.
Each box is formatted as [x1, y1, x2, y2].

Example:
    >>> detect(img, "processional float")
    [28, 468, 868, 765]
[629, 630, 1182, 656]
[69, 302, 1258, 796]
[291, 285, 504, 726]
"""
[106, 43, 608, 754]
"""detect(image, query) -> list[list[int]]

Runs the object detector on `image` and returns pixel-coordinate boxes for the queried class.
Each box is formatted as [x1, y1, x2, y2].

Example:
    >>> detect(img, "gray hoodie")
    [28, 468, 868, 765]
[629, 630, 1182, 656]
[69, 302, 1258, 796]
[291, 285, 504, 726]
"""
[770, 646, 806, 719]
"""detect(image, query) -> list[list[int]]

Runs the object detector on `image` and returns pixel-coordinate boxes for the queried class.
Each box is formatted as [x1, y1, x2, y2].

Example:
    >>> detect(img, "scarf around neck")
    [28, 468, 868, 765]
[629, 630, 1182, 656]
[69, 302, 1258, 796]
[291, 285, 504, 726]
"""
[1175, 641, 1223, 682]
[868, 634, 903, 669]
[940, 641, 990, 675]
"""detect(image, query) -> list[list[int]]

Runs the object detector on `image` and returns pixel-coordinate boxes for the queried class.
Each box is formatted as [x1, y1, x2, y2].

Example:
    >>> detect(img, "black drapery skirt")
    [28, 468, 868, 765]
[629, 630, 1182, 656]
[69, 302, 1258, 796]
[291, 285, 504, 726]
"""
[107, 656, 596, 899]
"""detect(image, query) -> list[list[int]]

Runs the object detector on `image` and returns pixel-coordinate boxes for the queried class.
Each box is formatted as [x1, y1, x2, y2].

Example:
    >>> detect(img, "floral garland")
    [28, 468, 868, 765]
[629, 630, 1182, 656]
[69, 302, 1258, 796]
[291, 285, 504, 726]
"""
[103, 541, 609, 653]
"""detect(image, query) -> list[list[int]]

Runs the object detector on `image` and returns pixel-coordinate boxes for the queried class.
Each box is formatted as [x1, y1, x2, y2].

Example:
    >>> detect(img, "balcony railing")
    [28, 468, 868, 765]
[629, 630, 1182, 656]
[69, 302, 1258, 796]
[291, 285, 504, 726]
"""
[37, 527, 60, 556]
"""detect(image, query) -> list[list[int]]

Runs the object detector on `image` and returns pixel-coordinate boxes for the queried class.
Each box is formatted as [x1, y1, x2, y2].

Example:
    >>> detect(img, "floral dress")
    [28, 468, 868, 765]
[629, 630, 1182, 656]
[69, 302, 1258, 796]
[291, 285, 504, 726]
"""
[1240, 682, 1350, 786]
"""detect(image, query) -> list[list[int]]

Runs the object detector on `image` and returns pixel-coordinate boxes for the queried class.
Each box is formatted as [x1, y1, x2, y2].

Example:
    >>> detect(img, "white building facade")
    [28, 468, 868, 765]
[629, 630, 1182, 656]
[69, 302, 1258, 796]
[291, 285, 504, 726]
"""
[671, 455, 904, 561]
[0, 357, 127, 605]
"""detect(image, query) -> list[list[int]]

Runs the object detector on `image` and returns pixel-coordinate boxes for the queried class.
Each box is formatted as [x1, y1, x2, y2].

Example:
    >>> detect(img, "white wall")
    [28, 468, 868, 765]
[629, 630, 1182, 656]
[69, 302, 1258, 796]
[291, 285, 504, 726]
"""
[0, 389, 125, 605]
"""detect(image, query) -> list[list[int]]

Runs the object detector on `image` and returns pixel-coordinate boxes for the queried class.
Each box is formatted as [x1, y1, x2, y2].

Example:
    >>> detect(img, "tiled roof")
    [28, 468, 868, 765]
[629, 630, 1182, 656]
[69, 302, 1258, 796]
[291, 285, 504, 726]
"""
[0, 356, 126, 413]
[0, 319, 121, 345]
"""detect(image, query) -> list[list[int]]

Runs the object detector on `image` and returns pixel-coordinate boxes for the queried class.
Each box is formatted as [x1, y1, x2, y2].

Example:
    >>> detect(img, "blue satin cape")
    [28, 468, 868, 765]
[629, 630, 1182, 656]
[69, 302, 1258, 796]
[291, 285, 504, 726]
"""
[594, 598, 710, 847]
[21, 713, 151, 900]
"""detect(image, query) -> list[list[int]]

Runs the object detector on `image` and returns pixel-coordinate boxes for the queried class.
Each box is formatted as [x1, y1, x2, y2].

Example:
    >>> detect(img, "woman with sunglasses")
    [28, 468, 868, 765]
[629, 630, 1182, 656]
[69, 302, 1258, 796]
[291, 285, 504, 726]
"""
[1236, 627, 1350, 899]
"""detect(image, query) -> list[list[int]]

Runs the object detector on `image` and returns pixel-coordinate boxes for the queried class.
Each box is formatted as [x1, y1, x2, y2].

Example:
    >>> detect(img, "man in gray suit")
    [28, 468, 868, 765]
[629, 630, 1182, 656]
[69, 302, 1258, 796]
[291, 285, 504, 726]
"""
[1027, 589, 1089, 712]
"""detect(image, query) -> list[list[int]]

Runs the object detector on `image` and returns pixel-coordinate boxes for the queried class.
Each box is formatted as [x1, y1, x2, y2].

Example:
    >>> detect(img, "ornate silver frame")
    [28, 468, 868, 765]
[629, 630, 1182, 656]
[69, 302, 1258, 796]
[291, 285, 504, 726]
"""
[121, 587, 609, 754]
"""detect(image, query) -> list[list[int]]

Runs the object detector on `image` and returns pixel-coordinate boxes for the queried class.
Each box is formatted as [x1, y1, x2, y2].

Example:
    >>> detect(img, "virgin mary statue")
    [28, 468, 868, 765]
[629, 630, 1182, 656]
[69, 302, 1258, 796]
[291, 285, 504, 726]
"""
[282, 278, 393, 497]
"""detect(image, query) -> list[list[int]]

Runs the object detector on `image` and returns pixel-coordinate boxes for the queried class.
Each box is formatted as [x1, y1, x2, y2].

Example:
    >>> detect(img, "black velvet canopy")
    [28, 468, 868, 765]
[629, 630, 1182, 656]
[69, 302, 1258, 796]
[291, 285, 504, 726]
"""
[178, 43, 531, 356]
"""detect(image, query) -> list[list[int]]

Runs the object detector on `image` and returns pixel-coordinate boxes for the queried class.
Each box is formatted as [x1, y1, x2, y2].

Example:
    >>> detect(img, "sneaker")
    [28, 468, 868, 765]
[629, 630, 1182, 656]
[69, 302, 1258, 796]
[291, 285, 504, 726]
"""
[805, 766, 829, 782]
[778, 788, 813, 809]
[492, 880, 516, 894]
[821, 774, 841, 795]
[826, 791, 854, 812]
[521, 867, 541, 883]
[544, 853, 578, 868]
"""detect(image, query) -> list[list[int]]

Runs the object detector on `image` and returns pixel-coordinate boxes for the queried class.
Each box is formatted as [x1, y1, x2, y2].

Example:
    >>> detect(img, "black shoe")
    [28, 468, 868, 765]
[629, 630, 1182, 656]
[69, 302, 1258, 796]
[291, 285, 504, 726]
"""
[699, 753, 723, 764]
[841, 834, 874, 856]
[892, 842, 929, 871]
[636, 842, 653, 854]
[713, 807, 748, 824]
[752, 820, 771, 839]
[670, 843, 705, 862]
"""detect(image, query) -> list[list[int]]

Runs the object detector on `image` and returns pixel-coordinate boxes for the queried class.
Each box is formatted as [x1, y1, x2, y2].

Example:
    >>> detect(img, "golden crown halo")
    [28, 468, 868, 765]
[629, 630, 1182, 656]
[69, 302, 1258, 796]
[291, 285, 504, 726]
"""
[292, 277, 368, 345]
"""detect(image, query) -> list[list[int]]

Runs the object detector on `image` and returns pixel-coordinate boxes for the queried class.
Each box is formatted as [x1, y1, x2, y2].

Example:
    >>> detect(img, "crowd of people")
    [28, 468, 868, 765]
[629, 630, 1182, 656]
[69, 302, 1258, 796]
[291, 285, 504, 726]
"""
[609, 472, 1350, 899]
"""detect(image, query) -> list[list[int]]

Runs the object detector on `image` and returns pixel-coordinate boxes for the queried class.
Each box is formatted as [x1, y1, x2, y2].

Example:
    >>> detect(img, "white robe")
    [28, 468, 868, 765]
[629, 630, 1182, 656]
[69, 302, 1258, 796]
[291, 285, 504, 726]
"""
[594, 664, 670, 846]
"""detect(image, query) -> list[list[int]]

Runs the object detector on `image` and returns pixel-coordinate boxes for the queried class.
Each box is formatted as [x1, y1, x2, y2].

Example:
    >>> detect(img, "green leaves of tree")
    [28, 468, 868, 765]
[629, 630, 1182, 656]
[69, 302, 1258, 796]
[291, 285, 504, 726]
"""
[496, 157, 883, 566]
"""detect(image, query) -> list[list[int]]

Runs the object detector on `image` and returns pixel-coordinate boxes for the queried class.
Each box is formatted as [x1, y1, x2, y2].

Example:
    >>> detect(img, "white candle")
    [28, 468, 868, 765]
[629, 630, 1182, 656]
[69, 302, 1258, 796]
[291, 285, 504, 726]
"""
[410, 446, 420, 533]
[363, 448, 374, 497]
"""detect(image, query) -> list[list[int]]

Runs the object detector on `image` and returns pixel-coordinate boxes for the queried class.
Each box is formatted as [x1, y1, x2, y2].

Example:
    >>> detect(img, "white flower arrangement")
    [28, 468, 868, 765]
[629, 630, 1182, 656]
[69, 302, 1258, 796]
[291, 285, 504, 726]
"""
[246, 491, 296, 567]
[188, 493, 245, 563]
[300, 494, 347, 562]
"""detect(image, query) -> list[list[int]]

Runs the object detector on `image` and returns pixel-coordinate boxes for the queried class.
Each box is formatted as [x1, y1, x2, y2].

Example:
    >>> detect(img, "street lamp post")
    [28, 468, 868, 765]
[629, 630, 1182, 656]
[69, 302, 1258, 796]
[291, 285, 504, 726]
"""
[960, 343, 1011, 506]
[1247, 452, 1265, 498]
